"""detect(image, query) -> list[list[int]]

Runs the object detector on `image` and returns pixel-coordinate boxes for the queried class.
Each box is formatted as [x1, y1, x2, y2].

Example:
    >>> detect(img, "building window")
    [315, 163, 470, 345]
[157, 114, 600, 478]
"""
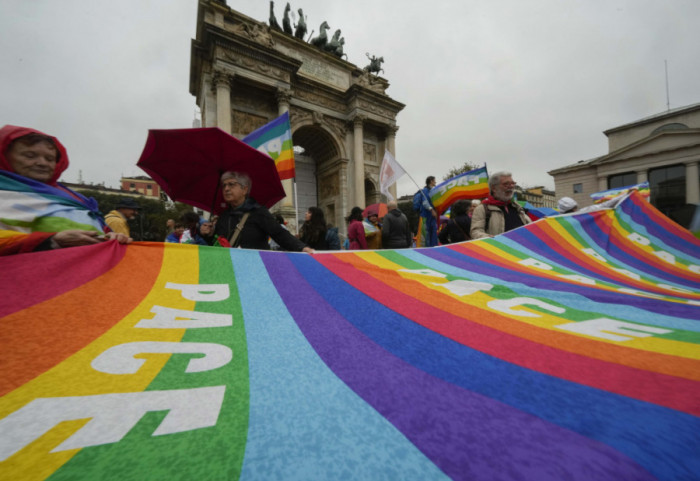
[608, 172, 636, 189]
[649, 164, 685, 212]
[573, 183, 583, 193]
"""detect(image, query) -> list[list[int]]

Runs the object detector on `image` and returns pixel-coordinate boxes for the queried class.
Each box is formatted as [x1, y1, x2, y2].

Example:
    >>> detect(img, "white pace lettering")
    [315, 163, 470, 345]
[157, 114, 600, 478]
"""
[582, 248, 607, 263]
[136, 306, 232, 329]
[398, 269, 447, 278]
[611, 268, 641, 280]
[488, 297, 566, 318]
[0, 386, 226, 461]
[627, 233, 650, 246]
[558, 274, 596, 285]
[652, 250, 676, 265]
[91, 342, 233, 374]
[519, 258, 553, 270]
[555, 318, 671, 341]
[165, 283, 230, 302]
[433, 280, 493, 296]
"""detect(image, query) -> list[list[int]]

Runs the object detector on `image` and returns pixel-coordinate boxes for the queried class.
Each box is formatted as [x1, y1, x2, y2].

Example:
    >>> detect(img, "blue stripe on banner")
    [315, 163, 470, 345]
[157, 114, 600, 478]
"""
[615, 207, 700, 265]
[619, 195, 700, 255]
[233, 250, 447, 480]
[285, 252, 700, 481]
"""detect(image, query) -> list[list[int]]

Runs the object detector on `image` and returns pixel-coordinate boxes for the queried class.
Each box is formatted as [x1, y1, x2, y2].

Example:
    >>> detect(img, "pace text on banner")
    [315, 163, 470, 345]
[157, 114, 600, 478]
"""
[378, 150, 406, 201]
[242, 112, 295, 180]
[430, 165, 489, 215]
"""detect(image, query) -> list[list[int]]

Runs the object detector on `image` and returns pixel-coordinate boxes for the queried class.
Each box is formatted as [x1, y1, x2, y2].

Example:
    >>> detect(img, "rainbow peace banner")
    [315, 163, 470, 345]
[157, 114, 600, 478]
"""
[242, 112, 295, 181]
[430, 165, 490, 215]
[1, 192, 699, 481]
[591, 181, 650, 204]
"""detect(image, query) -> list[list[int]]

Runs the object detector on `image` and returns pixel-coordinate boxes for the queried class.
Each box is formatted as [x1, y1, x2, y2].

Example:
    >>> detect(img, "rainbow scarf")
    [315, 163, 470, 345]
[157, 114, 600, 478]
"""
[430, 165, 490, 215]
[0, 172, 106, 234]
[1, 192, 698, 481]
[242, 112, 295, 181]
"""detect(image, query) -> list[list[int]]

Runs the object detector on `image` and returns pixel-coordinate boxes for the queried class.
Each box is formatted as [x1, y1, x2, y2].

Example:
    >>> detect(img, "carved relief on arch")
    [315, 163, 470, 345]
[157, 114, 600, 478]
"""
[319, 172, 340, 198]
[221, 51, 288, 81]
[229, 21, 275, 48]
[293, 88, 345, 111]
[363, 143, 377, 164]
[232, 110, 269, 136]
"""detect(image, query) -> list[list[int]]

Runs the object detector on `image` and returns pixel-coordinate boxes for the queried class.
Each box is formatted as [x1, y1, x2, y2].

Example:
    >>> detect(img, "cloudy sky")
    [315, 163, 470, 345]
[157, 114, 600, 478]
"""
[2, 0, 699, 197]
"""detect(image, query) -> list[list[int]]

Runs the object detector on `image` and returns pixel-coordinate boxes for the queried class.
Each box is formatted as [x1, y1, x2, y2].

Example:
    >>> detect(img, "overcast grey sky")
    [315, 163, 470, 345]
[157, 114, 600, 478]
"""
[2, 0, 699, 197]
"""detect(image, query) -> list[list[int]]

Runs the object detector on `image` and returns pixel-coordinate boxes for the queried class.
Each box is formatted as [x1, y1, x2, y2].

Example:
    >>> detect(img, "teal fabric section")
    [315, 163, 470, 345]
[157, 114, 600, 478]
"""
[234, 250, 447, 480]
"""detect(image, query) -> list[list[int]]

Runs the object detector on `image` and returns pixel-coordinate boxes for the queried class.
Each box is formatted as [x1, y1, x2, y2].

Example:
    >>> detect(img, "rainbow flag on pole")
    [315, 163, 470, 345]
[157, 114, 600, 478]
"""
[430, 165, 490, 215]
[242, 112, 295, 180]
[591, 181, 650, 204]
[1, 192, 699, 480]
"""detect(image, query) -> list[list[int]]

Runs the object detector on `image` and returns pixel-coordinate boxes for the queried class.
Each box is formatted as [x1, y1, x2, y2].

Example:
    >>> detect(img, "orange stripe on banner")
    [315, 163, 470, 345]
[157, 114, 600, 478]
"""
[0, 243, 164, 396]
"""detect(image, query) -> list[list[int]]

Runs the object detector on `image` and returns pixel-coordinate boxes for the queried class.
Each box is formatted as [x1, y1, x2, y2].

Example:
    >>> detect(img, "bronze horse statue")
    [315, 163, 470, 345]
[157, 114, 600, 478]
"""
[282, 3, 293, 35]
[268, 1, 281, 30]
[294, 8, 307, 39]
[325, 29, 342, 52]
[364, 53, 384, 75]
[310, 21, 330, 48]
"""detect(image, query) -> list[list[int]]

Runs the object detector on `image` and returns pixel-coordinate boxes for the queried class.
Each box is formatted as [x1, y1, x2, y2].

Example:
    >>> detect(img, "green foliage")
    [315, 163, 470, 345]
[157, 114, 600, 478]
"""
[80, 190, 196, 241]
[442, 161, 481, 181]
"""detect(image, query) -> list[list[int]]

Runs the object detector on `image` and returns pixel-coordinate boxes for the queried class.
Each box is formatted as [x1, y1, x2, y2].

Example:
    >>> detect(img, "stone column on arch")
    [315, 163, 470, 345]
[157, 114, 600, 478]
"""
[353, 115, 366, 207]
[213, 71, 232, 134]
[276, 88, 294, 209]
[686, 160, 700, 204]
[386, 125, 399, 200]
[636, 170, 648, 184]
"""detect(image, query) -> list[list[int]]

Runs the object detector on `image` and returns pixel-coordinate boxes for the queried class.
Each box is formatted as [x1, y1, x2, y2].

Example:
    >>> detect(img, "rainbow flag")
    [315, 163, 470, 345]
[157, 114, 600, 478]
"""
[1, 192, 699, 481]
[430, 165, 489, 215]
[242, 112, 295, 181]
[591, 181, 650, 204]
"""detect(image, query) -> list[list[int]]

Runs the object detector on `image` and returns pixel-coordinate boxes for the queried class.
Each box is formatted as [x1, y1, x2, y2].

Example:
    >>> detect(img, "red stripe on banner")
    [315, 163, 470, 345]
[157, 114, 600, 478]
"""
[0, 241, 125, 318]
[316, 254, 700, 415]
[0, 242, 164, 396]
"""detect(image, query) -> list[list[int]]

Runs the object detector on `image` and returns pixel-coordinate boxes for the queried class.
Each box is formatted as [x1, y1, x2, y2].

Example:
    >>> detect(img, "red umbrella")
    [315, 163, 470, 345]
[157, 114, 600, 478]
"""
[137, 127, 285, 214]
[362, 203, 389, 218]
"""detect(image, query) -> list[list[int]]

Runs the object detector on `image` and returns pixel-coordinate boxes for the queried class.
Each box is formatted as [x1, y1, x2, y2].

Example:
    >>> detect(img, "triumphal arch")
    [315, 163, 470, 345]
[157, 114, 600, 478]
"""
[189, 0, 404, 233]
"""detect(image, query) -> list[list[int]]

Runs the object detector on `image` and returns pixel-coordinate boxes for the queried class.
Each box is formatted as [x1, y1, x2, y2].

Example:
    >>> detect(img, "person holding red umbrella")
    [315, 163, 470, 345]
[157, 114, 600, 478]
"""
[213, 171, 313, 252]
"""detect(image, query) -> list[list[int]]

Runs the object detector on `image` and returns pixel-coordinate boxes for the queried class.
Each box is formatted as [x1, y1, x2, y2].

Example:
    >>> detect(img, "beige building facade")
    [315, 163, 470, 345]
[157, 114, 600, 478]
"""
[549, 102, 700, 227]
[189, 1, 404, 234]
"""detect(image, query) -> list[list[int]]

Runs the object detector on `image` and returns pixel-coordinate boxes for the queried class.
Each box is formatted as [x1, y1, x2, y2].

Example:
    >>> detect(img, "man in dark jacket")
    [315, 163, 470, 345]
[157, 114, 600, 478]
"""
[213, 171, 313, 252]
[381, 201, 412, 248]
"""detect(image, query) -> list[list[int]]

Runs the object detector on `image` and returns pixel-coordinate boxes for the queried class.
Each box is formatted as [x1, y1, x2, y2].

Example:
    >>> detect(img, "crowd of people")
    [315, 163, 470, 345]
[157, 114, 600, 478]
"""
[1, 124, 576, 257]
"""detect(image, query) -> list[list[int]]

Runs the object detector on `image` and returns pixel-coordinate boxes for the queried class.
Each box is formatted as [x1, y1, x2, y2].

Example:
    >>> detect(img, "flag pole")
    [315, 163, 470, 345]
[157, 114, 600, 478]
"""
[293, 179, 299, 234]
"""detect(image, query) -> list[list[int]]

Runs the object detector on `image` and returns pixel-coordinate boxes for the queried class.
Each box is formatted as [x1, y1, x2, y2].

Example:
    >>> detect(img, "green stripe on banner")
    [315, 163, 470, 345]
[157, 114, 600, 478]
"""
[49, 246, 249, 481]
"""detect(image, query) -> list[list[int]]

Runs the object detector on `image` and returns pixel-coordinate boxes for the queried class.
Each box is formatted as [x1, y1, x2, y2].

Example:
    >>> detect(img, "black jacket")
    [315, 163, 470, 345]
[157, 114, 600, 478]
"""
[381, 209, 412, 248]
[439, 214, 471, 244]
[214, 198, 306, 251]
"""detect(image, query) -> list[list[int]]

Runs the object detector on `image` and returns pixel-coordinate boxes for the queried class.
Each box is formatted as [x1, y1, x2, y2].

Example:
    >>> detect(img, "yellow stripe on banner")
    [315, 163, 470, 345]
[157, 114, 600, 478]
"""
[355, 250, 700, 361]
[0, 244, 200, 480]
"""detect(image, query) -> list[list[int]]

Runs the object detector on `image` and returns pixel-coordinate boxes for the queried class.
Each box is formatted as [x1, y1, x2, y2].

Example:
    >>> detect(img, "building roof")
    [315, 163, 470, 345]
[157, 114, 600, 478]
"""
[603, 102, 700, 136]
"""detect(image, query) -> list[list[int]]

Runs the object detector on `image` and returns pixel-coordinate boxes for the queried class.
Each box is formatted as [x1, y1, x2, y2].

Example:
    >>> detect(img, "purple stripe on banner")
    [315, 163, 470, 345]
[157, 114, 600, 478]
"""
[261, 253, 654, 481]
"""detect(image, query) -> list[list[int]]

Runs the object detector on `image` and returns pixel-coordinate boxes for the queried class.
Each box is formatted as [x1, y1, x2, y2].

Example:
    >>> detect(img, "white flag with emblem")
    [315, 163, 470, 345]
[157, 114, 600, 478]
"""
[379, 150, 406, 202]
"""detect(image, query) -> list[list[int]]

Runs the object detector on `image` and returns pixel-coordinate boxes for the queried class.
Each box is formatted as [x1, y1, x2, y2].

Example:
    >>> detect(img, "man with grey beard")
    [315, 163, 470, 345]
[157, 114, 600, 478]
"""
[470, 171, 531, 239]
